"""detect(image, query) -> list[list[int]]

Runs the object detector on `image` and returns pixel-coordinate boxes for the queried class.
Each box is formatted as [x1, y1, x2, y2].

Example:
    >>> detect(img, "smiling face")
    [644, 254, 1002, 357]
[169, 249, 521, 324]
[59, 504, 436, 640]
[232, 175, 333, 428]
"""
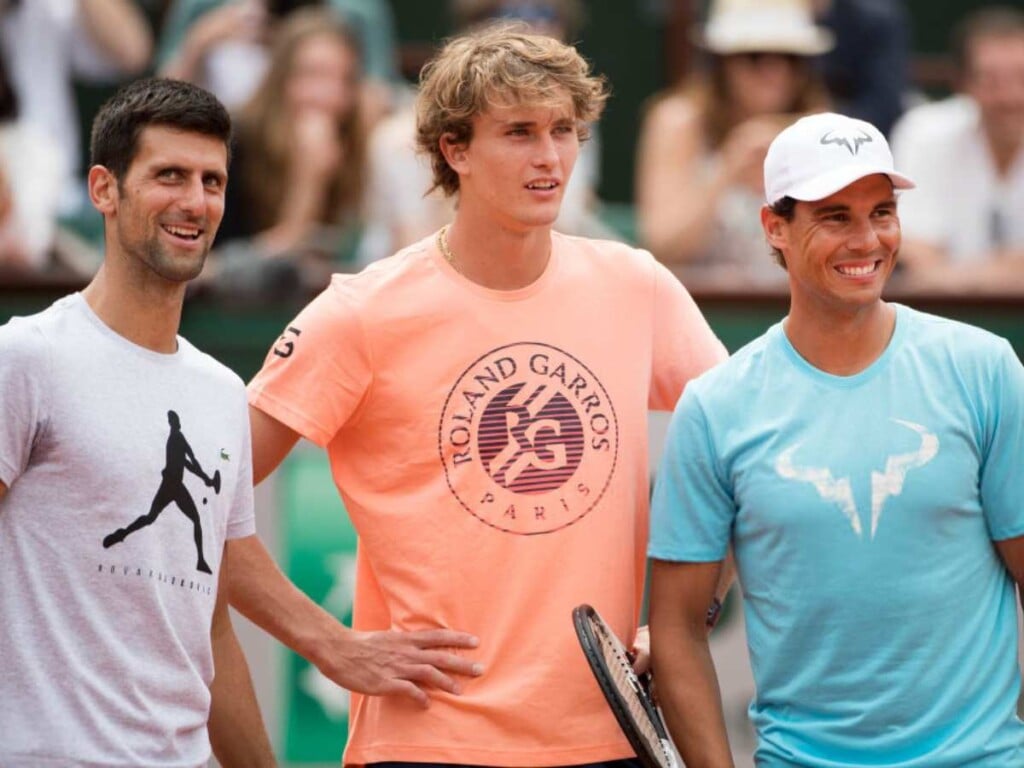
[964, 32, 1024, 149]
[285, 31, 360, 122]
[92, 125, 228, 284]
[443, 94, 580, 231]
[763, 174, 900, 318]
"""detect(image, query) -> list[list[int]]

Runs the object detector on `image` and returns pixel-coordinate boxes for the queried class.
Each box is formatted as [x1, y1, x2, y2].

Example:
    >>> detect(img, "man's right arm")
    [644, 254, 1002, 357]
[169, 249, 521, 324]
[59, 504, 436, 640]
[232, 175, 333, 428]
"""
[227, 535, 482, 707]
[649, 558, 735, 768]
[235, 406, 484, 707]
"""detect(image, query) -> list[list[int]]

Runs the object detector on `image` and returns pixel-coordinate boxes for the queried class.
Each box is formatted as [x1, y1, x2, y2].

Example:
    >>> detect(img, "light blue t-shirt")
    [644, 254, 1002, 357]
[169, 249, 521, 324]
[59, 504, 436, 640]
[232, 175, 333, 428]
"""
[650, 304, 1024, 767]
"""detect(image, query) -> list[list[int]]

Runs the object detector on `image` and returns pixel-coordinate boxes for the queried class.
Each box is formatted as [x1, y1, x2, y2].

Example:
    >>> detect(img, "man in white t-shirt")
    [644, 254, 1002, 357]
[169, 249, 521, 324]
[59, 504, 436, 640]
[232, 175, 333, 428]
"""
[0, 77, 274, 767]
[891, 6, 1024, 290]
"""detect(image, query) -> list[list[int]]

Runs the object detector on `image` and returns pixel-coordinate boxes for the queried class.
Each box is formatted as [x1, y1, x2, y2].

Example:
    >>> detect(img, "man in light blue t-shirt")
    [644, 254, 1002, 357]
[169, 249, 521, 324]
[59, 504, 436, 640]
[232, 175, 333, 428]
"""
[648, 111, 1024, 767]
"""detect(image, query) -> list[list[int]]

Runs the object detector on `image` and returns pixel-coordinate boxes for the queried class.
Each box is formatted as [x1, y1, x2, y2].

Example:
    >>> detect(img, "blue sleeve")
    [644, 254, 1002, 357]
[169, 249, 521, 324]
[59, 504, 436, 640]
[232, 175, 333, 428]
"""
[981, 341, 1024, 541]
[648, 385, 734, 562]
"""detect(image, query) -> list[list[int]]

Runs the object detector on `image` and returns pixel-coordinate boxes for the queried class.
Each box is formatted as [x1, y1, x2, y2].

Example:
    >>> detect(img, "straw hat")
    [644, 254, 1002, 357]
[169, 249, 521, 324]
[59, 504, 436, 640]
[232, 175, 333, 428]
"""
[694, 0, 834, 56]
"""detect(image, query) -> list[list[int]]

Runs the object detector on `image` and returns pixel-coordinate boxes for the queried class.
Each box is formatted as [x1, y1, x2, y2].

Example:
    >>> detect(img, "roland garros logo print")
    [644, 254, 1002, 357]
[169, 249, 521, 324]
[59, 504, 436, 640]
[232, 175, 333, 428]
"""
[438, 342, 619, 535]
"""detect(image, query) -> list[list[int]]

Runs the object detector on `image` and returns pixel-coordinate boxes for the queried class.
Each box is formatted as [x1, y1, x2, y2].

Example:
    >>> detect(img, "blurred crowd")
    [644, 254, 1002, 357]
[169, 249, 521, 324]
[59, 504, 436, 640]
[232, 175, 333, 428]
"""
[0, 0, 1022, 296]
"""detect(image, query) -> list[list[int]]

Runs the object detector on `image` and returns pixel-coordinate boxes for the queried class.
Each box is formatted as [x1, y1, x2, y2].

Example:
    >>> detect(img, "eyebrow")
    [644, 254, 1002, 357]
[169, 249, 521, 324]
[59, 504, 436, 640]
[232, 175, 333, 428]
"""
[810, 204, 849, 216]
[499, 116, 576, 129]
[811, 198, 897, 215]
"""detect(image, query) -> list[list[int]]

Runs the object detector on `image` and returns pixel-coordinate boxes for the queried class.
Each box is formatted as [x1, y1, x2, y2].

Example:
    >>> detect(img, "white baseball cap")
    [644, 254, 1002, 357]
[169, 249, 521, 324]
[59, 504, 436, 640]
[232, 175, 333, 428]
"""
[763, 112, 915, 204]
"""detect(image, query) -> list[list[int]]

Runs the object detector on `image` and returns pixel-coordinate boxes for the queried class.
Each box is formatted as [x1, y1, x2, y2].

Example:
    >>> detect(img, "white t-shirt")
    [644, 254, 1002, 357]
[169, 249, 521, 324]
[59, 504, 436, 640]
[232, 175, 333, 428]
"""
[891, 95, 1024, 262]
[0, 293, 256, 767]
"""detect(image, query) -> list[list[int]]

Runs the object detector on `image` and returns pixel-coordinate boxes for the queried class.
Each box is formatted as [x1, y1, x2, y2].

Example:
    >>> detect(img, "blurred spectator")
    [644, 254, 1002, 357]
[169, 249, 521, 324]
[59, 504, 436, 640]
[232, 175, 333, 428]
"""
[157, 0, 397, 122]
[635, 0, 831, 281]
[0, 46, 62, 272]
[814, 0, 911, 137]
[0, 0, 153, 214]
[891, 6, 1024, 291]
[210, 7, 366, 296]
[356, 0, 616, 266]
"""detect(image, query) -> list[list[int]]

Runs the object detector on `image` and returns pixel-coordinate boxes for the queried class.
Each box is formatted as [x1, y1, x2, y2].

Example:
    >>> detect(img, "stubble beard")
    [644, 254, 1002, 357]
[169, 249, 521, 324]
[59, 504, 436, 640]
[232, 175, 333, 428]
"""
[119, 218, 210, 285]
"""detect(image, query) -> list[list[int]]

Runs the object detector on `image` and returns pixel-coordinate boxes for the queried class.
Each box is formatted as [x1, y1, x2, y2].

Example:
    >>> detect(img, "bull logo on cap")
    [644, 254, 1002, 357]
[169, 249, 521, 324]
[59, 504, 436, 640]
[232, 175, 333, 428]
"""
[820, 129, 873, 156]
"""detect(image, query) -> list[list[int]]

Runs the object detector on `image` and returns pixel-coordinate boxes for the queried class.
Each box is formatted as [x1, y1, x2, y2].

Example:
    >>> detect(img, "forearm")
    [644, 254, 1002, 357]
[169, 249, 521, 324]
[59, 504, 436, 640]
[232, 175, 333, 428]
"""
[209, 610, 275, 767]
[78, 0, 153, 73]
[160, 36, 207, 83]
[653, 630, 734, 767]
[259, 174, 332, 255]
[227, 534, 342, 666]
[649, 559, 734, 766]
[640, 172, 731, 264]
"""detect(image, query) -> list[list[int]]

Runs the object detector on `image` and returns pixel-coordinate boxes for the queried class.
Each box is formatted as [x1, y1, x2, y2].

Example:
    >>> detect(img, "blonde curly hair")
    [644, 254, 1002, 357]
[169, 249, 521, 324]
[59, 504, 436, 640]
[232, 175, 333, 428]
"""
[416, 22, 608, 197]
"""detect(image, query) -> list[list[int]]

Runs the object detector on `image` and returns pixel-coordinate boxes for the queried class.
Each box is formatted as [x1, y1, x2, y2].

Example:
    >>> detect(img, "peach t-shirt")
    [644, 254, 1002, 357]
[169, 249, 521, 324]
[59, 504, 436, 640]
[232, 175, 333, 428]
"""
[248, 232, 726, 766]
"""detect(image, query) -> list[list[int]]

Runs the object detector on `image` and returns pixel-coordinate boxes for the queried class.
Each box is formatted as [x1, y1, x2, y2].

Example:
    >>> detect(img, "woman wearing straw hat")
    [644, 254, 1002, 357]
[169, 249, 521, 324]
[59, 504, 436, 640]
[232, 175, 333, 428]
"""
[636, 0, 832, 283]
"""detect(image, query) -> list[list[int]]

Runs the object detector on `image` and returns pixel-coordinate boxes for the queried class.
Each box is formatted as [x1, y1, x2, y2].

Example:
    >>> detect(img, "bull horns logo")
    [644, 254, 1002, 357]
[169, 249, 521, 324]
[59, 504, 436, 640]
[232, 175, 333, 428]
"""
[775, 420, 938, 539]
[820, 129, 873, 156]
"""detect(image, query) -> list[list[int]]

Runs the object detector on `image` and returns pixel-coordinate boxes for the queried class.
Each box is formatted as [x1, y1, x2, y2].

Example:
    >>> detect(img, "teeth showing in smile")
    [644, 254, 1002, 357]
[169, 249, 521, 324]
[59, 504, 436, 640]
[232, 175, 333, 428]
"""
[527, 181, 557, 190]
[163, 225, 200, 240]
[836, 263, 877, 277]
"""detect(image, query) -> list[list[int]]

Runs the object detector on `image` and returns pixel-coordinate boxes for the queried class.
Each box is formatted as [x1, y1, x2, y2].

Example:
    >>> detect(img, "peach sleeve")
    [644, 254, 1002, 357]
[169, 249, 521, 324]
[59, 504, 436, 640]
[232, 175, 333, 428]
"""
[247, 278, 374, 448]
[648, 261, 728, 411]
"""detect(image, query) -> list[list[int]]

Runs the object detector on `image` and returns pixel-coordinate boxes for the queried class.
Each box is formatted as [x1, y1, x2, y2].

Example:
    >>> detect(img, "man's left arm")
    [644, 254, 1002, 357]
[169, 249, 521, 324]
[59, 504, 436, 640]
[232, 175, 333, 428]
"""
[985, 341, 1024, 598]
[995, 537, 1024, 595]
[77, 0, 154, 75]
[209, 536, 275, 767]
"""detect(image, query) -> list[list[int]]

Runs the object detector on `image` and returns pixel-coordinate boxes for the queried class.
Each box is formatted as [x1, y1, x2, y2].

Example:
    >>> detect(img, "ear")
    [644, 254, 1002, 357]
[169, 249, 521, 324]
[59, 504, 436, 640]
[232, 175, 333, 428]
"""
[439, 132, 469, 176]
[88, 165, 119, 217]
[761, 205, 789, 251]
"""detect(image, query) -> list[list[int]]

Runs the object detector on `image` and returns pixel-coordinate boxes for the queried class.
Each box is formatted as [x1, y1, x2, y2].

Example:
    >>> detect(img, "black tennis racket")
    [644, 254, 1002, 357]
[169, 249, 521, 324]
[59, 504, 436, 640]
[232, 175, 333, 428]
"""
[572, 604, 682, 768]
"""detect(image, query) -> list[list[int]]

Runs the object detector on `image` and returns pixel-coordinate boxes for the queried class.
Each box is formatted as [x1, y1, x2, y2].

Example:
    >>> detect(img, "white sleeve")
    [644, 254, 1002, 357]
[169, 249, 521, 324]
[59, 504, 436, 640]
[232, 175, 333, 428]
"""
[0, 320, 51, 488]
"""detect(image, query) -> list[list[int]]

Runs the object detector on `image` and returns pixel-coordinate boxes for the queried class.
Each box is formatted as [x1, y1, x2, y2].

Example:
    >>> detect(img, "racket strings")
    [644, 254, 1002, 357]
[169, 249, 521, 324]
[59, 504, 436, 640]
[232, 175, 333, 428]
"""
[592, 621, 675, 761]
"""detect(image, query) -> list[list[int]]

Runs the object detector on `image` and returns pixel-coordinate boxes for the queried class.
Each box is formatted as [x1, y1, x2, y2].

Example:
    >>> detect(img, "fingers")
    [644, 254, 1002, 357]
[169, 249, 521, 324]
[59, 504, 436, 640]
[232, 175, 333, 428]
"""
[631, 625, 651, 675]
[404, 663, 464, 696]
[631, 649, 652, 676]
[381, 678, 430, 709]
[407, 628, 481, 650]
[414, 648, 484, 679]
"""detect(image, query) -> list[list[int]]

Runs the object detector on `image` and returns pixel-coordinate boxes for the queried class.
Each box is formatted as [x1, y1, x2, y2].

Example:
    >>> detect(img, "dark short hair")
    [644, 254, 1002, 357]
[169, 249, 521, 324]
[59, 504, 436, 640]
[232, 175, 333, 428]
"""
[951, 6, 1024, 74]
[89, 77, 232, 182]
[767, 195, 798, 268]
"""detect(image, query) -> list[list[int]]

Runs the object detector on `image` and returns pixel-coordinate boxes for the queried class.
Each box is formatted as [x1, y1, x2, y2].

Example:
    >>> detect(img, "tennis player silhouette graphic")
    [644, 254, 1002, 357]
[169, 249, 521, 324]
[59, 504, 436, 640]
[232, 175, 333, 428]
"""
[102, 410, 220, 573]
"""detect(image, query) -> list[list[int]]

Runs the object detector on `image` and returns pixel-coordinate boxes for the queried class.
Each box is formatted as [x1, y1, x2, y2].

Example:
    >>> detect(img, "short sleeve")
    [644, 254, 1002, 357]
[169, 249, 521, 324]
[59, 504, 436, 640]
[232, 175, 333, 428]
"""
[649, 386, 734, 562]
[0, 320, 49, 489]
[649, 260, 727, 411]
[980, 341, 1024, 541]
[226, 392, 257, 540]
[248, 278, 373, 447]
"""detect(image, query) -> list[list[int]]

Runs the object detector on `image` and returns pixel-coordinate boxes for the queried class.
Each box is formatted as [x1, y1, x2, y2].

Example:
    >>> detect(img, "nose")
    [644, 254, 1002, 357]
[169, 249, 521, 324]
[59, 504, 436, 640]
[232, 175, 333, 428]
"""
[177, 175, 206, 217]
[847, 216, 881, 253]
[533, 132, 559, 169]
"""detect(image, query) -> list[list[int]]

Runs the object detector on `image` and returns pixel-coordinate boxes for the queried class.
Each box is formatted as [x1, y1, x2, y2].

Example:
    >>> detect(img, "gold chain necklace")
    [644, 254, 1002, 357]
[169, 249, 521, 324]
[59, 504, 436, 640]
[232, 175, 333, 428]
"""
[437, 225, 461, 275]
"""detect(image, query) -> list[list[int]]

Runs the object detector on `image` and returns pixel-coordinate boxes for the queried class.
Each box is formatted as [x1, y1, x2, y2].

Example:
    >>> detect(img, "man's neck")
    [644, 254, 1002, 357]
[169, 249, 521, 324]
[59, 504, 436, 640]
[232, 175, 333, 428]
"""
[443, 213, 553, 291]
[82, 262, 185, 354]
[784, 301, 896, 376]
[983, 126, 1022, 177]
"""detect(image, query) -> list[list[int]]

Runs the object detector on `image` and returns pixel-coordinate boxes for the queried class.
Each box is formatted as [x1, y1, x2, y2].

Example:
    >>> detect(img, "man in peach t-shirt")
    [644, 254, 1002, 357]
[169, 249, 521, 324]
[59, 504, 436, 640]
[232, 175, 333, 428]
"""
[243, 24, 727, 767]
